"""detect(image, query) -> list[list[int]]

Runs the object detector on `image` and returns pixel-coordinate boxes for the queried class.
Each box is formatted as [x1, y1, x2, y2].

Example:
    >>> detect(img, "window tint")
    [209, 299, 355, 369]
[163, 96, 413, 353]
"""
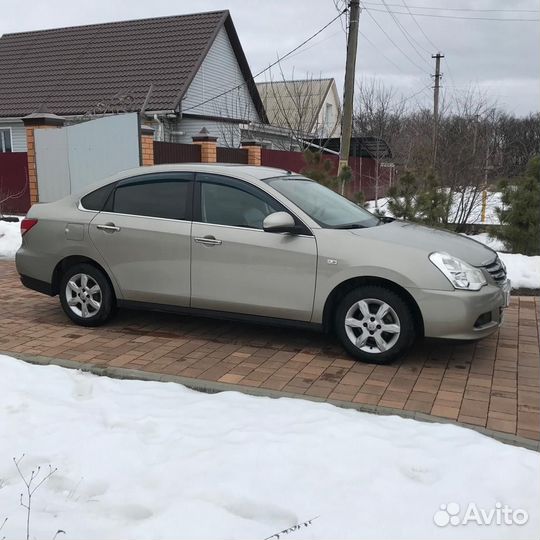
[200, 181, 280, 229]
[112, 175, 191, 220]
[80, 183, 115, 211]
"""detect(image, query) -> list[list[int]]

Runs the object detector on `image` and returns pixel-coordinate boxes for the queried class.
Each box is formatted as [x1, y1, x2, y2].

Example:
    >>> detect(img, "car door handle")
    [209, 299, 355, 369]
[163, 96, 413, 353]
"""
[96, 223, 121, 233]
[194, 236, 222, 246]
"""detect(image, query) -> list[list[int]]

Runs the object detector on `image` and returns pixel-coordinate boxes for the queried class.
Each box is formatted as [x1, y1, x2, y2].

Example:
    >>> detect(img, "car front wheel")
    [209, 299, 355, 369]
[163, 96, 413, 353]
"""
[59, 263, 115, 326]
[335, 285, 416, 364]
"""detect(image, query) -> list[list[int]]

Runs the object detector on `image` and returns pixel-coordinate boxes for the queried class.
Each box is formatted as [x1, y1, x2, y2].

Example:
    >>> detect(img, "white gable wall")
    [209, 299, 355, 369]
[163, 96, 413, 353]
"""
[181, 27, 260, 124]
[175, 117, 242, 147]
[315, 82, 341, 138]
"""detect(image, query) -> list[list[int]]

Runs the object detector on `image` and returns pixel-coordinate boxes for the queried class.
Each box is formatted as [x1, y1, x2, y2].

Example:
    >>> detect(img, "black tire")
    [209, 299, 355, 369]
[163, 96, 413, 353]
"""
[59, 263, 116, 327]
[334, 285, 416, 364]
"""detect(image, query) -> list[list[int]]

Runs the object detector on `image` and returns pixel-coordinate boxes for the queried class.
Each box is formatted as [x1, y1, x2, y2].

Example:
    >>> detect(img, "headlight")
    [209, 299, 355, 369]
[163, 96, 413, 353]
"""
[429, 252, 487, 291]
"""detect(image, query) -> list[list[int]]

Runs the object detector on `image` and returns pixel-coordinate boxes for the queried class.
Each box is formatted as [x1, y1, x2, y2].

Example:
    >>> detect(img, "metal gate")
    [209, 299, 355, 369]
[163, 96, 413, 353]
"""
[0, 152, 30, 214]
[35, 113, 141, 202]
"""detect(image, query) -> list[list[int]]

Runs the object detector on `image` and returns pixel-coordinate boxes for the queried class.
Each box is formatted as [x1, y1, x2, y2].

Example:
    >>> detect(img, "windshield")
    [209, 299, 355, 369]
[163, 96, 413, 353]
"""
[265, 176, 380, 229]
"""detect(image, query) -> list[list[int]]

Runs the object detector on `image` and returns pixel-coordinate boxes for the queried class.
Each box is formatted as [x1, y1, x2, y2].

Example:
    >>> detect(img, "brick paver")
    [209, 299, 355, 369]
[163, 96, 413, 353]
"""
[1, 260, 539, 441]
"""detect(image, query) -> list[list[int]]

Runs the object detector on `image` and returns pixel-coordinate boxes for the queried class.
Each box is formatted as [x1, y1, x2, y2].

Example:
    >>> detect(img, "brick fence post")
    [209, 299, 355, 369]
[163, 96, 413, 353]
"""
[140, 125, 155, 166]
[22, 109, 65, 205]
[241, 141, 262, 166]
[192, 127, 217, 163]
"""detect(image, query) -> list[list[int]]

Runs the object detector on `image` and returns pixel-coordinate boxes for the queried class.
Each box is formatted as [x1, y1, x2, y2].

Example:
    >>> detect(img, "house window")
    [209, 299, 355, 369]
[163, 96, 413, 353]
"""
[0, 128, 12, 153]
[325, 103, 333, 134]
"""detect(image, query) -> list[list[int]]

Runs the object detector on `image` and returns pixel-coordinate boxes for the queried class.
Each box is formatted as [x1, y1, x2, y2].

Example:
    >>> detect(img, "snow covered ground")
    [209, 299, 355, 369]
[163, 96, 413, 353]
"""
[0, 355, 538, 540]
[0, 219, 21, 260]
[465, 234, 540, 289]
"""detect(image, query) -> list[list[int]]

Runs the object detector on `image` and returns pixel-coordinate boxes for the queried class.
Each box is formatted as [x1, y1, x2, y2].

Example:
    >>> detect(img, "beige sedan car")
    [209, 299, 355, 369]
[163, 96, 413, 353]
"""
[16, 164, 510, 363]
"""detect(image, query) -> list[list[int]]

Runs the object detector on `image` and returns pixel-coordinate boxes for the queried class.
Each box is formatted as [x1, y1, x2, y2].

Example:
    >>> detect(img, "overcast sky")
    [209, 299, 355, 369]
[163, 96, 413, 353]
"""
[1, 0, 538, 116]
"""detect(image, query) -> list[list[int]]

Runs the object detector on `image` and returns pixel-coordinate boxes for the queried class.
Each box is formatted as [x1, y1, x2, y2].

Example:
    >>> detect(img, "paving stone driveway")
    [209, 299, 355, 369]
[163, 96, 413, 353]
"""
[1, 260, 539, 443]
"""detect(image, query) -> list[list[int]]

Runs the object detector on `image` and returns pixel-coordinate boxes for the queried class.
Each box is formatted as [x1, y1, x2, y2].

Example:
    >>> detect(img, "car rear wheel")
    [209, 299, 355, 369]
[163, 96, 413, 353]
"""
[59, 263, 115, 326]
[335, 285, 416, 364]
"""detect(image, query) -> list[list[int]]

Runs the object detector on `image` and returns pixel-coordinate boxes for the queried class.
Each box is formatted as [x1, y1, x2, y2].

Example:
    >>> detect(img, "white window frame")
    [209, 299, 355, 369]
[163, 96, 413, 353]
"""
[0, 127, 13, 153]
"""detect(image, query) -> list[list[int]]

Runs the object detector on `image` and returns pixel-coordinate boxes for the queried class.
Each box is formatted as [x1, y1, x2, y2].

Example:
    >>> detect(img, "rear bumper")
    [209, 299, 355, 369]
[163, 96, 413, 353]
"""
[409, 282, 509, 340]
[20, 274, 54, 296]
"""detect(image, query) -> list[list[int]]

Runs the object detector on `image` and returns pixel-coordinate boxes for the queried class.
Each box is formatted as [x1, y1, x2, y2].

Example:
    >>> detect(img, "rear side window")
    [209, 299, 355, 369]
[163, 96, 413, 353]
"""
[80, 184, 115, 211]
[112, 174, 192, 220]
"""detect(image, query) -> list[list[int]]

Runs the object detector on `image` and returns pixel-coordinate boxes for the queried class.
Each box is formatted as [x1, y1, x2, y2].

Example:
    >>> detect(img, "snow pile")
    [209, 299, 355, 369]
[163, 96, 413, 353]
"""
[0, 219, 21, 260]
[499, 253, 540, 289]
[465, 234, 540, 289]
[0, 355, 538, 540]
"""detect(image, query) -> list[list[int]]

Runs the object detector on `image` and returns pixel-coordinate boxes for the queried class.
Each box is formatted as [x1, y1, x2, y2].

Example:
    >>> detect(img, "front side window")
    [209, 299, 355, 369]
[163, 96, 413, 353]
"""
[265, 176, 380, 229]
[0, 128, 12, 153]
[199, 179, 281, 229]
[111, 174, 192, 220]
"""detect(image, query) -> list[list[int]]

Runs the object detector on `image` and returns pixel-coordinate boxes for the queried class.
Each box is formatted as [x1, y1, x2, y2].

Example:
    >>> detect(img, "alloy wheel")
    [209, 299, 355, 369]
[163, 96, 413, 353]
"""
[344, 298, 401, 354]
[65, 273, 102, 318]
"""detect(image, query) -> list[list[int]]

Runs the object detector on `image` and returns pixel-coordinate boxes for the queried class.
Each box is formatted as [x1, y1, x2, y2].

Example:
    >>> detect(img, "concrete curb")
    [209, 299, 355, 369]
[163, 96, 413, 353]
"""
[6, 351, 540, 452]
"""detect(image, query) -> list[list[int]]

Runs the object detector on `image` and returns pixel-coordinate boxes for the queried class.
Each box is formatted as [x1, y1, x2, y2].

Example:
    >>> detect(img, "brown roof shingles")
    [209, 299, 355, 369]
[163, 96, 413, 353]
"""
[0, 10, 239, 117]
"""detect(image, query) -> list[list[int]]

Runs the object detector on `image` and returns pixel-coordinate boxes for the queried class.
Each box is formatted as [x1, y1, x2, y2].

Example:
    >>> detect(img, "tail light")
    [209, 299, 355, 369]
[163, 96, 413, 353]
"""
[21, 218, 38, 236]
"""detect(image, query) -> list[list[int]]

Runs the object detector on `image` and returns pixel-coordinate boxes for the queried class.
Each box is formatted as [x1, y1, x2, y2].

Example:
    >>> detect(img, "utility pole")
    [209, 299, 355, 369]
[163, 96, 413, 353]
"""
[431, 52, 444, 168]
[338, 0, 361, 183]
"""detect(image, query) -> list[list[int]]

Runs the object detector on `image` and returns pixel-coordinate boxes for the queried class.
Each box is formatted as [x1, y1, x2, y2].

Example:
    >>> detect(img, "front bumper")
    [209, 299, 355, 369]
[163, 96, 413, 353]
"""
[409, 281, 510, 340]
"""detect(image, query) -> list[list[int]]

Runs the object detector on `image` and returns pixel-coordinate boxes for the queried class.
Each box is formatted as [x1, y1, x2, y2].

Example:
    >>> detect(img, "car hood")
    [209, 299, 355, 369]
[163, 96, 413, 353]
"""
[350, 220, 497, 266]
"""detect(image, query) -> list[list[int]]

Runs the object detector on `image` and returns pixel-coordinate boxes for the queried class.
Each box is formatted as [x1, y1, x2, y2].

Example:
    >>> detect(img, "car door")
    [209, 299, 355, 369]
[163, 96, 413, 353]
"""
[191, 173, 318, 321]
[89, 172, 193, 306]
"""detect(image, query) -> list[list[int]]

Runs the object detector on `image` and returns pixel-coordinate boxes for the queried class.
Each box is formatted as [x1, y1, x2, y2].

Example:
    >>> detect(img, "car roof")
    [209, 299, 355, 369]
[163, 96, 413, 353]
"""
[122, 163, 290, 180]
[74, 163, 294, 198]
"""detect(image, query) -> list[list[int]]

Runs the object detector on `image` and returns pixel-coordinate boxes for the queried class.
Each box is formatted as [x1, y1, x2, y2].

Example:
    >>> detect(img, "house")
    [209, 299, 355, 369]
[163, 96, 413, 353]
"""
[0, 10, 267, 151]
[254, 78, 342, 148]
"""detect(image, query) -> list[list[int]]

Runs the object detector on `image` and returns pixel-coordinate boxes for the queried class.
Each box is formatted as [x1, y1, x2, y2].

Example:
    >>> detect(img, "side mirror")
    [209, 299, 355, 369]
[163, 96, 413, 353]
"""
[263, 211, 297, 233]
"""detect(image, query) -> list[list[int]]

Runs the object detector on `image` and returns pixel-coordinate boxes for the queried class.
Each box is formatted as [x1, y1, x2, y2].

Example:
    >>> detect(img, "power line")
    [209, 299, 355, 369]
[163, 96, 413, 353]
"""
[359, 31, 407, 74]
[363, 8, 430, 75]
[284, 30, 343, 61]
[397, 0, 457, 90]
[395, 83, 433, 107]
[182, 9, 347, 113]
[360, 2, 539, 13]
[399, 0, 438, 53]
[361, 7, 539, 22]
[380, 0, 432, 67]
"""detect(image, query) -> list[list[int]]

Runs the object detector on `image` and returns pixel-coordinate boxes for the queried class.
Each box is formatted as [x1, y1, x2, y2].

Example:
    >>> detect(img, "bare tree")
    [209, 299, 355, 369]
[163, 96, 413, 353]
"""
[13, 455, 57, 540]
[252, 67, 341, 151]
[353, 79, 536, 231]
[212, 86, 256, 148]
